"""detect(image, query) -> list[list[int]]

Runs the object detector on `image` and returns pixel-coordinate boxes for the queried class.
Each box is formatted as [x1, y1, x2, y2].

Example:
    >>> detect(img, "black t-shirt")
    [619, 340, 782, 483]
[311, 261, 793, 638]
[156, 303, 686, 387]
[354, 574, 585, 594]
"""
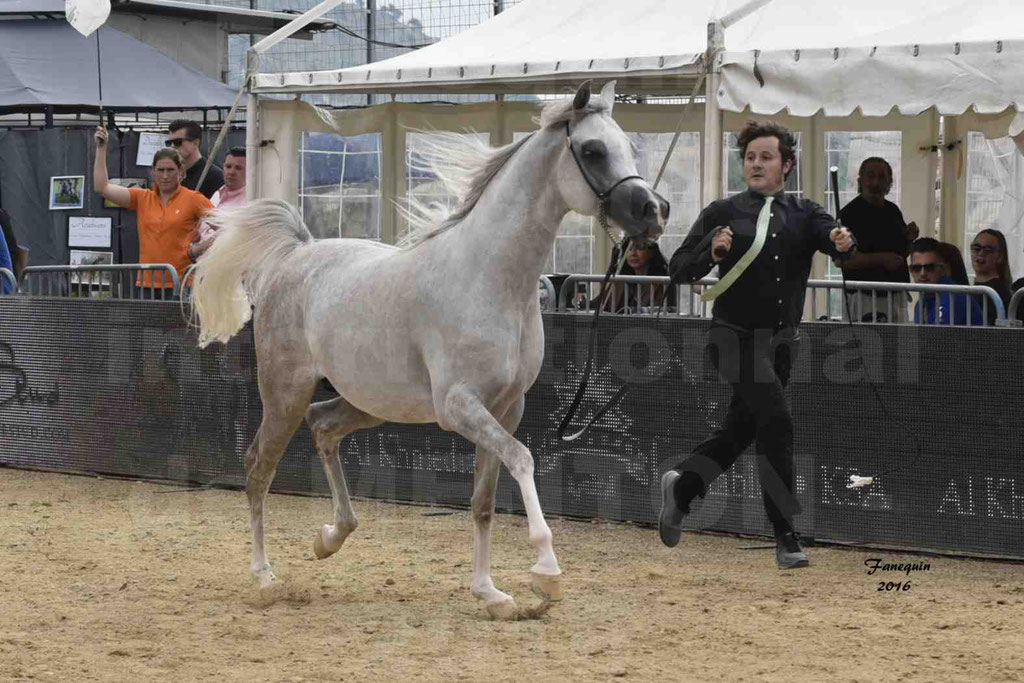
[183, 160, 224, 199]
[973, 277, 1012, 326]
[839, 196, 910, 293]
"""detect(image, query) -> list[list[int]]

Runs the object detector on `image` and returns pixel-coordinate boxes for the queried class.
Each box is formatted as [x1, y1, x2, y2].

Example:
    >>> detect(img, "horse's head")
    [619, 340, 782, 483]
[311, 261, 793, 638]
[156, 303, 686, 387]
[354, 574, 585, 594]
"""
[557, 81, 670, 243]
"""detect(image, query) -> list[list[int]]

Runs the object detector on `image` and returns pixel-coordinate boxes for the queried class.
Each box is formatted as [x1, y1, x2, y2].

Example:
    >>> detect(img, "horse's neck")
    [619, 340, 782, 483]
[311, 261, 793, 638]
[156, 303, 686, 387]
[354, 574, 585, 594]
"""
[453, 133, 567, 294]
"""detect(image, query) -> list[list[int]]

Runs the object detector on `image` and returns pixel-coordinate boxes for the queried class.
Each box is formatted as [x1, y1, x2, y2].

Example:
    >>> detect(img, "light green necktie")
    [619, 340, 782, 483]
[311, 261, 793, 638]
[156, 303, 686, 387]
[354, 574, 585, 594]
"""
[701, 195, 774, 302]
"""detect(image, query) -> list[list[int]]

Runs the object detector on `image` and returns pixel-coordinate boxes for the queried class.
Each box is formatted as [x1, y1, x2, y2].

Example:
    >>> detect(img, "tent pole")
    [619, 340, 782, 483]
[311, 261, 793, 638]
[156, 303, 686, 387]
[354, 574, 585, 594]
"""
[702, 21, 725, 205]
[246, 90, 259, 201]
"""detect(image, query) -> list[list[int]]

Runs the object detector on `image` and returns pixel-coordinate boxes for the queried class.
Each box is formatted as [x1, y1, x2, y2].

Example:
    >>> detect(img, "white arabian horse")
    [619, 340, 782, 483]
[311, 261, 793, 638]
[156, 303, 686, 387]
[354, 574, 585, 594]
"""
[190, 81, 668, 619]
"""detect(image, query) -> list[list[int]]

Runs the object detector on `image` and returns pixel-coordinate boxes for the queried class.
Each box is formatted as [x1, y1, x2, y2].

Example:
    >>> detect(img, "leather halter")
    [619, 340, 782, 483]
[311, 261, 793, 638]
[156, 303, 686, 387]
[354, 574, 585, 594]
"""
[564, 120, 642, 231]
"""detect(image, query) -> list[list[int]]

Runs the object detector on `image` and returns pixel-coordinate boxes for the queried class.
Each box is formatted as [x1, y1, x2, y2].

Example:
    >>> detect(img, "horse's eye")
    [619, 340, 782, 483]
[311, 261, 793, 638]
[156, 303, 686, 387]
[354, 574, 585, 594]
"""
[581, 140, 607, 158]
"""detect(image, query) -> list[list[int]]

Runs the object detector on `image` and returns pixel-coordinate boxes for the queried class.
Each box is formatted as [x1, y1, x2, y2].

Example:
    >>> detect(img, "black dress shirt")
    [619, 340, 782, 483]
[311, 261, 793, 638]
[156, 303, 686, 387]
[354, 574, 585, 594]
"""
[669, 189, 848, 331]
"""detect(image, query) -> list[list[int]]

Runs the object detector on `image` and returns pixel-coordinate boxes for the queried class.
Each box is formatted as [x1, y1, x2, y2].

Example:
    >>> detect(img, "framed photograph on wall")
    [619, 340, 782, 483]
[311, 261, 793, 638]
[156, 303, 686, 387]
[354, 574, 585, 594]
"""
[104, 178, 146, 208]
[49, 175, 85, 210]
[69, 249, 114, 286]
[68, 216, 112, 249]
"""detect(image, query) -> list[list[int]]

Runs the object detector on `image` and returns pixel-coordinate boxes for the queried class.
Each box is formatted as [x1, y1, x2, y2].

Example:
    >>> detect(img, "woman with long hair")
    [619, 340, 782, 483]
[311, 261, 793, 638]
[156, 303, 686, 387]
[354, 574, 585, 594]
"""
[969, 228, 1013, 324]
[601, 239, 677, 312]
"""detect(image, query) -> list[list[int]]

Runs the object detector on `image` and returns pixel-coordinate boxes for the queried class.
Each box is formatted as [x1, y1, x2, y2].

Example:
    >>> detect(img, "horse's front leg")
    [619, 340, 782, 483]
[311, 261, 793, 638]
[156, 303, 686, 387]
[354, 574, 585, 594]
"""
[469, 397, 524, 618]
[441, 387, 561, 618]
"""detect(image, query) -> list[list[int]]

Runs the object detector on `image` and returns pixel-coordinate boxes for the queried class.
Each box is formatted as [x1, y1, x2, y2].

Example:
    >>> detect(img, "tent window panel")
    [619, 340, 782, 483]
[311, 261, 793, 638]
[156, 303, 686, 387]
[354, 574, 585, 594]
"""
[965, 133, 1023, 281]
[822, 131, 902, 315]
[299, 132, 382, 241]
[301, 196, 342, 241]
[723, 132, 804, 199]
[629, 132, 701, 259]
[404, 132, 491, 232]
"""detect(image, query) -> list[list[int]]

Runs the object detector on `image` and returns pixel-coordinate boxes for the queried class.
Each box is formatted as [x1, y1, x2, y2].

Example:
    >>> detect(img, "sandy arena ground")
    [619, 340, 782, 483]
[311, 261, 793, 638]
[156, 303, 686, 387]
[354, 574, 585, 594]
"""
[1, 467, 1022, 682]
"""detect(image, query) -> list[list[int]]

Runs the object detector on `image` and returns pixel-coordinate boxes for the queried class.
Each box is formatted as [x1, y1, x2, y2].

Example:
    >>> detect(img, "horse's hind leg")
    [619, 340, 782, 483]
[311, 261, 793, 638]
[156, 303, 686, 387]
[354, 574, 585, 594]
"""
[247, 371, 317, 588]
[305, 396, 382, 558]
[470, 399, 521, 618]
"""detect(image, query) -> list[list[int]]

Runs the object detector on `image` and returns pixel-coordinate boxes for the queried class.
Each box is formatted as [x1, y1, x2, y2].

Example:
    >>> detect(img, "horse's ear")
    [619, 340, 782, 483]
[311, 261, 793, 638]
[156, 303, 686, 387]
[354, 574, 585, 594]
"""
[600, 80, 617, 112]
[573, 81, 592, 110]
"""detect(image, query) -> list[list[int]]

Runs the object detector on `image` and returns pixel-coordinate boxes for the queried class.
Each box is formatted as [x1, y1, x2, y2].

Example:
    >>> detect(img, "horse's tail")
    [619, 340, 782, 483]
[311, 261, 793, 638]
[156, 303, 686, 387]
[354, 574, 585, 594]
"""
[190, 199, 313, 347]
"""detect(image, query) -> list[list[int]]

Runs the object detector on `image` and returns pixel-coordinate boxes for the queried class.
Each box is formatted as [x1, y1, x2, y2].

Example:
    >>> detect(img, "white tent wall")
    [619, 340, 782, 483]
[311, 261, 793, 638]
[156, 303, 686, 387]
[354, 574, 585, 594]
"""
[258, 98, 953, 282]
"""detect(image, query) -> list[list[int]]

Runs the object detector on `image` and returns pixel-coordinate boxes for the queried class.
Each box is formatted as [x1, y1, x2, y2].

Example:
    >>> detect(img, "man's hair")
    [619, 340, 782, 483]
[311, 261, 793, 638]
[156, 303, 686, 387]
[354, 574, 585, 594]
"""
[167, 119, 202, 140]
[857, 156, 893, 195]
[909, 237, 941, 257]
[736, 120, 798, 178]
[152, 147, 184, 170]
[226, 146, 246, 159]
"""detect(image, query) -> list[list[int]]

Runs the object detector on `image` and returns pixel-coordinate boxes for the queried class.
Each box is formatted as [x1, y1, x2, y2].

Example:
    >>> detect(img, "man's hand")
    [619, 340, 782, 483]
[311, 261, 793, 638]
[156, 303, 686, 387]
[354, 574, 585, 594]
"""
[830, 227, 855, 252]
[904, 221, 919, 243]
[711, 227, 732, 262]
[94, 126, 108, 148]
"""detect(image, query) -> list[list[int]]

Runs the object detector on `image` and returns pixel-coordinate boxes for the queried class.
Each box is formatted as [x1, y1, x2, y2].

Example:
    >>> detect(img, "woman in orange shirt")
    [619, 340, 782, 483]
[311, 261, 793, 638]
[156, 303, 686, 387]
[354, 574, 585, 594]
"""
[93, 126, 212, 299]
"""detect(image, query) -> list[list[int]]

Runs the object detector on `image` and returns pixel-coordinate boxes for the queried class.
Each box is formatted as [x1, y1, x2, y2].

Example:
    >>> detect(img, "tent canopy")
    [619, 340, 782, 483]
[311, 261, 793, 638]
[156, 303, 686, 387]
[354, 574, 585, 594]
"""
[250, 0, 1024, 117]
[0, 20, 237, 113]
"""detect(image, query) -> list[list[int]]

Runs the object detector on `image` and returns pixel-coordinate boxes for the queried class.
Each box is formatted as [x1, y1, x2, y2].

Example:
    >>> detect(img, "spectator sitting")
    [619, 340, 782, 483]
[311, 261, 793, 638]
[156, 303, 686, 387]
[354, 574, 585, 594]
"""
[190, 146, 247, 262]
[936, 241, 971, 286]
[94, 126, 213, 298]
[0, 207, 26, 289]
[969, 229, 1012, 325]
[0, 217, 12, 294]
[166, 119, 223, 199]
[599, 238, 677, 313]
[836, 157, 917, 322]
[909, 238, 984, 326]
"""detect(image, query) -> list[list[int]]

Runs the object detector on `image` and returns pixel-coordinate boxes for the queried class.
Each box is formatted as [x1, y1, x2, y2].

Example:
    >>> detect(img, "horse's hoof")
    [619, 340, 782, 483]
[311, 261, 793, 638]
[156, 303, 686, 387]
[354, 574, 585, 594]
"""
[530, 571, 563, 603]
[313, 527, 333, 559]
[485, 598, 519, 621]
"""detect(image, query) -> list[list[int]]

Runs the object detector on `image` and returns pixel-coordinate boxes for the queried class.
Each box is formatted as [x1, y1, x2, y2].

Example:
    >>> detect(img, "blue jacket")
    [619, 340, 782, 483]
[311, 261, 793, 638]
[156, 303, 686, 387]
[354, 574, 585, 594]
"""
[913, 276, 984, 325]
[0, 231, 12, 294]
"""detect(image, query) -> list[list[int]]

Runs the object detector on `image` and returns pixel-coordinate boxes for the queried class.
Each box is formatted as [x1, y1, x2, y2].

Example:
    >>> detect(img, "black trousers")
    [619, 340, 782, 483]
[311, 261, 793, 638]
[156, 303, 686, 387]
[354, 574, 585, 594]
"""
[673, 325, 801, 534]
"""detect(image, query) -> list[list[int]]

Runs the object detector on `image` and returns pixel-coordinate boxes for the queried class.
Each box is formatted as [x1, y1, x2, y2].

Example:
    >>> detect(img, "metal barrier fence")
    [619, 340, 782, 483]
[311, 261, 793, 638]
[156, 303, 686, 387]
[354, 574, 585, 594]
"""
[18, 265, 181, 300]
[0, 267, 15, 295]
[555, 275, 1009, 326]
[538, 275, 556, 311]
[1009, 288, 1024, 325]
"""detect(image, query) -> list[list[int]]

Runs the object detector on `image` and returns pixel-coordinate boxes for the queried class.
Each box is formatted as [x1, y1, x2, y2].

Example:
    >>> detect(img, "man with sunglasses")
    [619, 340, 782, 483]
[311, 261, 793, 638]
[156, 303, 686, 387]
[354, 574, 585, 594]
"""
[909, 237, 983, 325]
[166, 119, 223, 199]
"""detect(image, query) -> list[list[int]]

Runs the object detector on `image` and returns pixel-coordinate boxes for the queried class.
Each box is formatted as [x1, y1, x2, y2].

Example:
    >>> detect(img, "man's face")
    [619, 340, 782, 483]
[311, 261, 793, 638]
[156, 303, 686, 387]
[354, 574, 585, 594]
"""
[223, 154, 246, 191]
[166, 127, 200, 163]
[859, 161, 891, 202]
[743, 136, 792, 195]
[909, 251, 945, 284]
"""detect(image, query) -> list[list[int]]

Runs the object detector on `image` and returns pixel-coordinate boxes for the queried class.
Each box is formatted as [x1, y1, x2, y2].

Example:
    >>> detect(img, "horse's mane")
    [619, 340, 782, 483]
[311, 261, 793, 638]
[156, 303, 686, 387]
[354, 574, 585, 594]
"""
[398, 95, 612, 249]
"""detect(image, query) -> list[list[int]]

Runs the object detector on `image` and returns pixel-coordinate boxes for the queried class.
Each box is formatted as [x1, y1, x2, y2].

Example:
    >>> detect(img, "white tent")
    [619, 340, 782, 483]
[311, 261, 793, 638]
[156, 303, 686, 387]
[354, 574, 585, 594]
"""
[244, 0, 1024, 277]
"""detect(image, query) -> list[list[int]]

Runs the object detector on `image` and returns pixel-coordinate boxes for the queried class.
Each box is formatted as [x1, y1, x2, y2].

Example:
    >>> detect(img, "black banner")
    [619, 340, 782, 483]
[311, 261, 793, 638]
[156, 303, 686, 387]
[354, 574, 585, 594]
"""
[1, 297, 1022, 558]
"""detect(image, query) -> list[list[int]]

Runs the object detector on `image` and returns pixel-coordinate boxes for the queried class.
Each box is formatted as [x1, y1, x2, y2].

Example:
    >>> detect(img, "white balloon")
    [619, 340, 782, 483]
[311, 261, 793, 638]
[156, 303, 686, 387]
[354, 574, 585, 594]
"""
[65, 0, 111, 37]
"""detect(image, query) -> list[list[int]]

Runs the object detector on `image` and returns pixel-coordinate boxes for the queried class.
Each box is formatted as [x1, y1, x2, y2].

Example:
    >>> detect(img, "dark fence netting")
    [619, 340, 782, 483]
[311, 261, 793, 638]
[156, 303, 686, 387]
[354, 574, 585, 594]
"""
[1, 298, 1022, 558]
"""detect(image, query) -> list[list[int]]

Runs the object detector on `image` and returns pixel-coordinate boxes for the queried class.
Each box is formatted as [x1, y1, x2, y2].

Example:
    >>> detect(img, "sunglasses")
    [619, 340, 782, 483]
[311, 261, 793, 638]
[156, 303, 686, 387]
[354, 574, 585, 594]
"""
[164, 137, 195, 148]
[909, 263, 940, 273]
[969, 244, 998, 255]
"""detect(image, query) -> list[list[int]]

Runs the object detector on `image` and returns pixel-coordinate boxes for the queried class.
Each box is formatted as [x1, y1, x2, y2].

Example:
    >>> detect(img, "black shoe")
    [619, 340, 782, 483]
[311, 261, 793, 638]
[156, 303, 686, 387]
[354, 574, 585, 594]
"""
[658, 470, 685, 547]
[775, 531, 809, 569]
